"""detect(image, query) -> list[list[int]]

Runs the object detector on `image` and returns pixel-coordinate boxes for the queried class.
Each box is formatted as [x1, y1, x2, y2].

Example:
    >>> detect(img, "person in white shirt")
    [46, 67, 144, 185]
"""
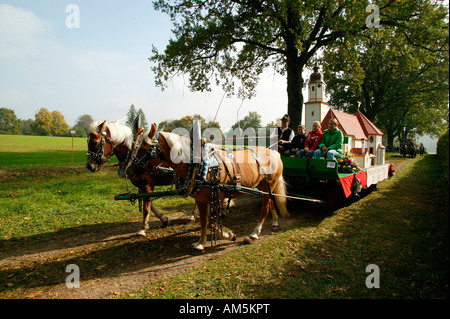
[270, 114, 294, 154]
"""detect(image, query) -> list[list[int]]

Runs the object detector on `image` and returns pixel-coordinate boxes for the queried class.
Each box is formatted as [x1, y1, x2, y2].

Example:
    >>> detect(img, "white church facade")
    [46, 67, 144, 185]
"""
[303, 66, 385, 169]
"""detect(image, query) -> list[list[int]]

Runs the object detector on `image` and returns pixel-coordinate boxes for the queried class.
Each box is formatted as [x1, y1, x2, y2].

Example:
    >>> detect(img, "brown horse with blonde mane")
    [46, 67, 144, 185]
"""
[126, 123, 289, 250]
[86, 120, 175, 236]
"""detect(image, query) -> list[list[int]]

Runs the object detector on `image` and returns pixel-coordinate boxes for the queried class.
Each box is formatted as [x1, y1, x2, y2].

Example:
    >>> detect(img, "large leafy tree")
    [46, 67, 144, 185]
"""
[150, 0, 427, 129]
[322, 1, 449, 146]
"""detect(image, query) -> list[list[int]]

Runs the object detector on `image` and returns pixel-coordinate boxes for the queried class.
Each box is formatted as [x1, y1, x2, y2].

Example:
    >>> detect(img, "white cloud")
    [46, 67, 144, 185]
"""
[0, 4, 56, 62]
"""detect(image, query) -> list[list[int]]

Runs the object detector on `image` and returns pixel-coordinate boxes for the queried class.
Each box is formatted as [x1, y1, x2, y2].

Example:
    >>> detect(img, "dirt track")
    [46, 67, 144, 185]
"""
[0, 157, 412, 299]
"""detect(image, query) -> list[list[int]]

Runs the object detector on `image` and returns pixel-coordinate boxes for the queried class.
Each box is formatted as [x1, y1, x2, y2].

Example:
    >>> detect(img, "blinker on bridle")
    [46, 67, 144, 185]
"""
[86, 130, 117, 164]
[131, 131, 162, 169]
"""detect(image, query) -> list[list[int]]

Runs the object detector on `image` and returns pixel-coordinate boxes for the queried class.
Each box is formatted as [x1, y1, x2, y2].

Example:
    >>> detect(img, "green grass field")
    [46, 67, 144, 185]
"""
[0, 134, 93, 170]
[0, 134, 448, 299]
[0, 134, 193, 244]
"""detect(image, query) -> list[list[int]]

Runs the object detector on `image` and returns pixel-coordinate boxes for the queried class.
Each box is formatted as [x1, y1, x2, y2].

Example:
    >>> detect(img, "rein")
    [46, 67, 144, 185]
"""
[87, 124, 145, 179]
[130, 132, 274, 207]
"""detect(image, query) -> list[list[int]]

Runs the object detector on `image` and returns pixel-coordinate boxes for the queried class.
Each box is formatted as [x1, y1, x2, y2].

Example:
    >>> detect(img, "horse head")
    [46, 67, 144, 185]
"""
[126, 123, 163, 177]
[86, 120, 117, 172]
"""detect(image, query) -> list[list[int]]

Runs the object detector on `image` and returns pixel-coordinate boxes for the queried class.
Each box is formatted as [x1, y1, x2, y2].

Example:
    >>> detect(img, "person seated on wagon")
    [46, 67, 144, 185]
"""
[313, 118, 343, 160]
[284, 124, 306, 157]
[271, 114, 295, 154]
[297, 121, 323, 158]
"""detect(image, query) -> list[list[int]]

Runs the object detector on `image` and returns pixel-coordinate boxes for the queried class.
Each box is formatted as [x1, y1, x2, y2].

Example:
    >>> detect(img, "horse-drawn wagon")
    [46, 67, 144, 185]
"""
[281, 155, 395, 212]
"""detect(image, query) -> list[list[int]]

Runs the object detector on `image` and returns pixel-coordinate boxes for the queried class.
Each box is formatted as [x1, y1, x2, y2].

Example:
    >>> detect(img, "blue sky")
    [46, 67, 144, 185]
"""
[0, 1, 445, 152]
[0, 0, 288, 130]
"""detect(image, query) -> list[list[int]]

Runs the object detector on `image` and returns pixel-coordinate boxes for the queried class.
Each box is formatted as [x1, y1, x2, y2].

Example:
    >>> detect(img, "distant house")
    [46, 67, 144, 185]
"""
[304, 66, 385, 169]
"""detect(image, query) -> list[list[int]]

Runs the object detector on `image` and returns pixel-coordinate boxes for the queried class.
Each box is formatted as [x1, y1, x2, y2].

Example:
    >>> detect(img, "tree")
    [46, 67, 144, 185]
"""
[21, 119, 34, 135]
[157, 114, 221, 132]
[31, 108, 53, 136]
[126, 104, 137, 126]
[322, 2, 449, 147]
[75, 114, 94, 135]
[0, 107, 22, 135]
[231, 111, 262, 131]
[136, 108, 149, 130]
[31, 108, 70, 136]
[52, 111, 70, 136]
[71, 125, 87, 137]
[150, 0, 426, 130]
[228, 111, 264, 146]
[126, 105, 150, 130]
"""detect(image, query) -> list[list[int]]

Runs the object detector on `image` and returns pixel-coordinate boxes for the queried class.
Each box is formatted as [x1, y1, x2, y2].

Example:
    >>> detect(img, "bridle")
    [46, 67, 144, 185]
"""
[131, 131, 162, 170]
[87, 130, 117, 164]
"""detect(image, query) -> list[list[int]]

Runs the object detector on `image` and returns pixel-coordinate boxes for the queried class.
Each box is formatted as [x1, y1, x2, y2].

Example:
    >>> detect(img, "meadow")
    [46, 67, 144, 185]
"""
[0, 134, 194, 243]
[0, 134, 448, 300]
[0, 134, 92, 170]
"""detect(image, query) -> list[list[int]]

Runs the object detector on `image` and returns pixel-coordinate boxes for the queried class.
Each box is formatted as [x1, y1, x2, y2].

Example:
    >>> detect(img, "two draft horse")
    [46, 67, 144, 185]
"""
[86, 120, 174, 236]
[126, 124, 289, 250]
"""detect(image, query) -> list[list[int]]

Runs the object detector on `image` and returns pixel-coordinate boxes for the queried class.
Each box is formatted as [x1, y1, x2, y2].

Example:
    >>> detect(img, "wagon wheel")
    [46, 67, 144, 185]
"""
[322, 182, 342, 214]
[326, 186, 339, 211]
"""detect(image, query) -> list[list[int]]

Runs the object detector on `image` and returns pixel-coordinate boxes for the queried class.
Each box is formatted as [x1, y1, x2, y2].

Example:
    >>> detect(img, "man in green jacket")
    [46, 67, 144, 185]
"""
[314, 118, 343, 160]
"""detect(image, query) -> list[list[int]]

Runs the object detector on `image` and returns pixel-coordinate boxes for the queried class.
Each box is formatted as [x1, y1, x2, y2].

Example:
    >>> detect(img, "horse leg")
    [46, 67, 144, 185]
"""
[249, 195, 271, 240]
[193, 201, 208, 251]
[151, 202, 169, 228]
[221, 198, 235, 215]
[189, 203, 200, 222]
[137, 196, 150, 237]
[218, 229, 236, 242]
[271, 209, 279, 229]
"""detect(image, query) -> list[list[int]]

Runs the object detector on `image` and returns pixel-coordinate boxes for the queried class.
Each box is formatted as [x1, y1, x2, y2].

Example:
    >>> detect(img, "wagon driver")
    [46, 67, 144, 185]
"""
[271, 114, 295, 154]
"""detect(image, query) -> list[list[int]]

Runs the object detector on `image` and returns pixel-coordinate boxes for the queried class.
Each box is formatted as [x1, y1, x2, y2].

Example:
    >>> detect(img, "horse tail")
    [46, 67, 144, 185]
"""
[273, 174, 289, 217]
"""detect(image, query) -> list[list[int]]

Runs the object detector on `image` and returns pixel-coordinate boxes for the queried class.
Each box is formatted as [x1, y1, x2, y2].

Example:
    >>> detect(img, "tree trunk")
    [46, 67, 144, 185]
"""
[284, 1, 304, 132]
[387, 129, 395, 149]
[286, 60, 304, 131]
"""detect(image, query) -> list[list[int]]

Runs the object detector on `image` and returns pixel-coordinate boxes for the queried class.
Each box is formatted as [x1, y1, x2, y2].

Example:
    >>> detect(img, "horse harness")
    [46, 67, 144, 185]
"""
[87, 126, 144, 178]
[130, 132, 281, 213]
[87, 129, 118, 164]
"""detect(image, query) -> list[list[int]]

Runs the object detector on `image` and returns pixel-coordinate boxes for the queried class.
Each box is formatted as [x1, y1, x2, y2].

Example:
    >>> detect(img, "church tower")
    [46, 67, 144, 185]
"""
[304, 66, 330, 132]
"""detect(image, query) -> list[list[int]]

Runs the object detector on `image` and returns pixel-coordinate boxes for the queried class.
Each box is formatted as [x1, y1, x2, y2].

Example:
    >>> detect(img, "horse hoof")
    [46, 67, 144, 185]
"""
[242, 236, 255, 245]
[272, 225, 280, 231]
[161, 219, 169, 228]
[136, 230, 146, 237]
[249, 234, 259, 240]
[193, 243, 204, 251]
[231, 233, 237, 241]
